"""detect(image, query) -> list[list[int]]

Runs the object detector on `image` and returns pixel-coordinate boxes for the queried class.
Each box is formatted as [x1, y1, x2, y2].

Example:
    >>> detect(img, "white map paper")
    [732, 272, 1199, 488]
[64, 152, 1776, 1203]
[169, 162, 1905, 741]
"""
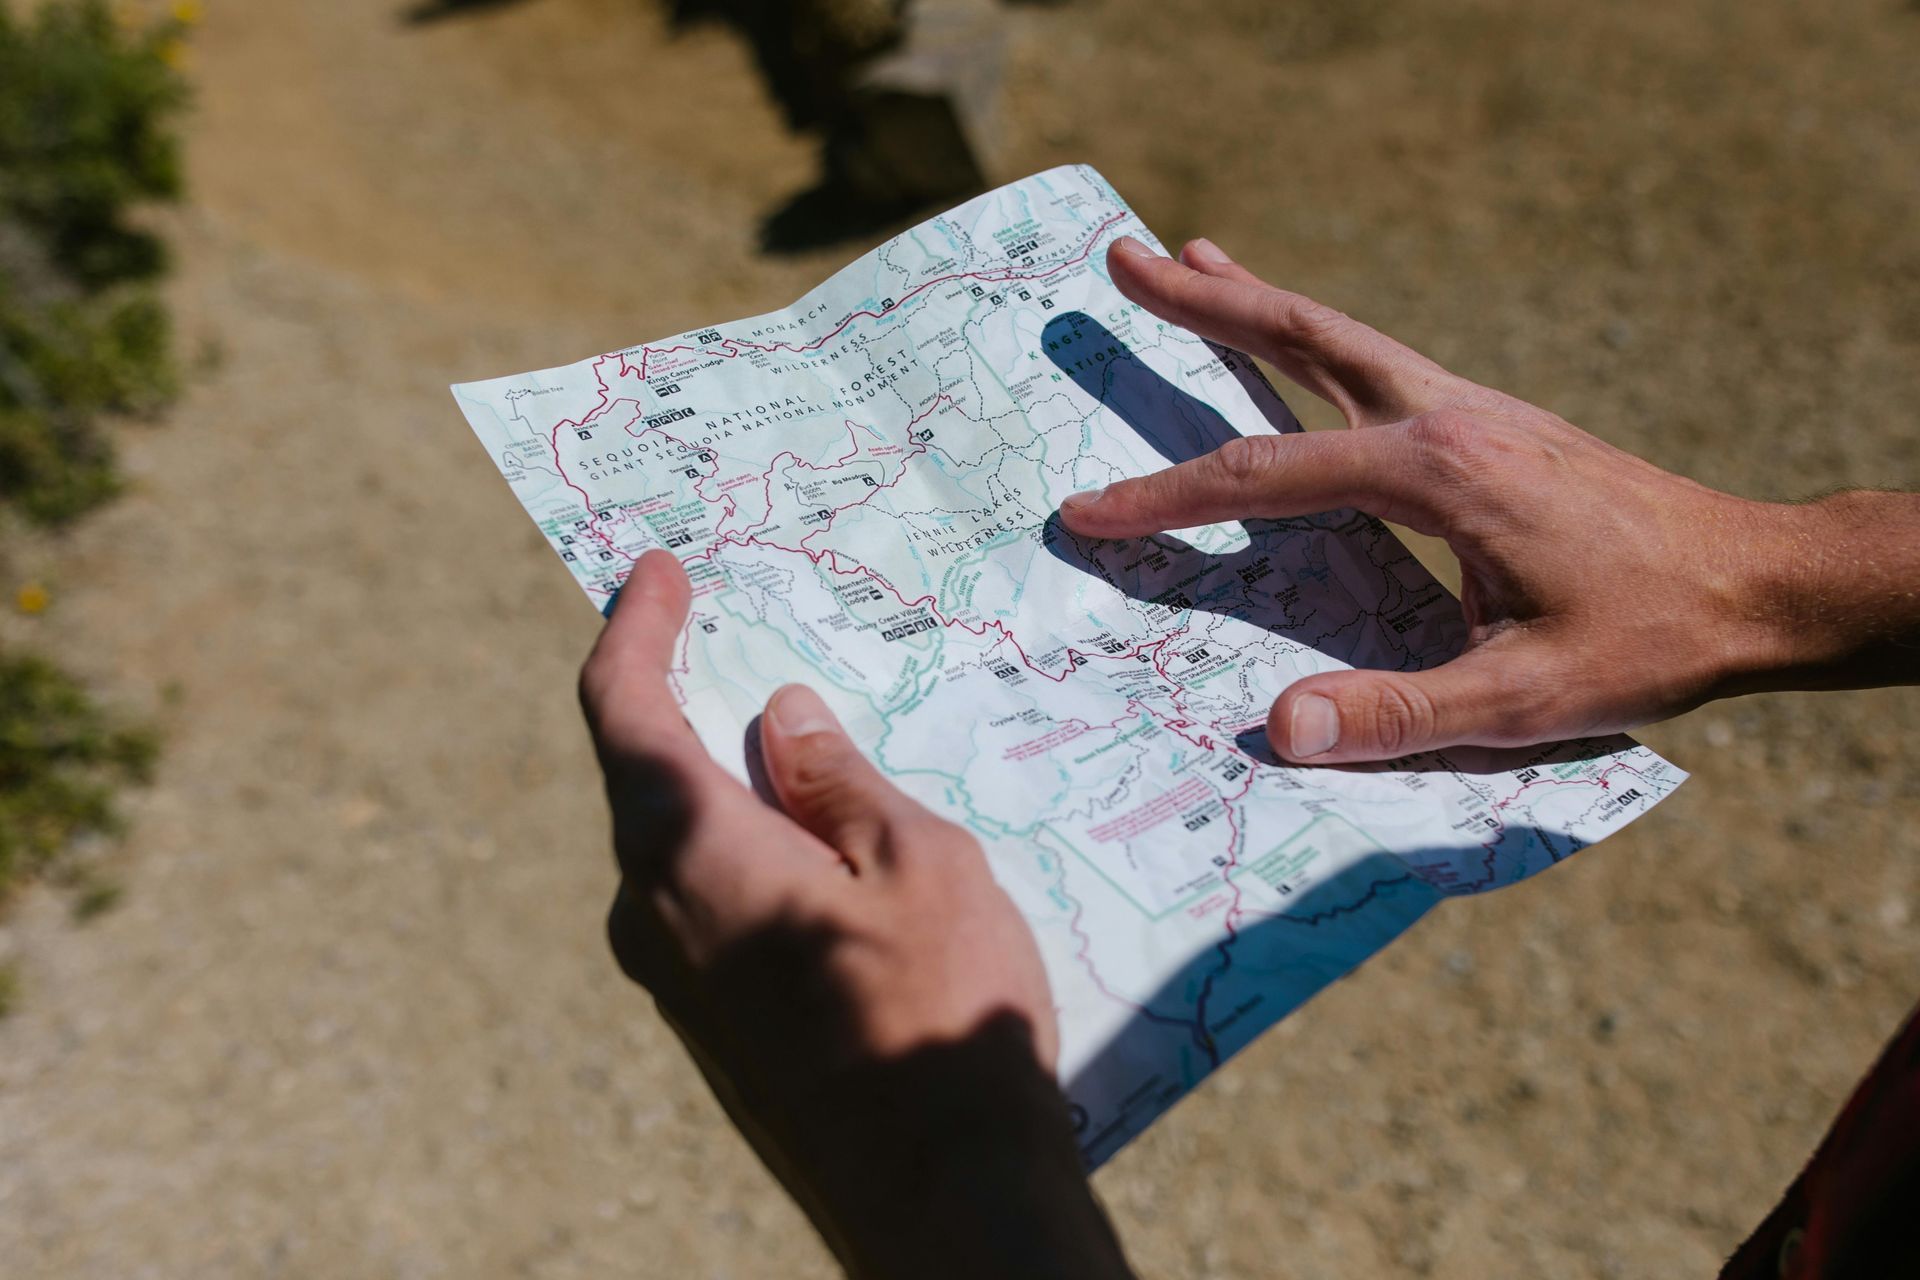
[453, 165, 1684, 1166]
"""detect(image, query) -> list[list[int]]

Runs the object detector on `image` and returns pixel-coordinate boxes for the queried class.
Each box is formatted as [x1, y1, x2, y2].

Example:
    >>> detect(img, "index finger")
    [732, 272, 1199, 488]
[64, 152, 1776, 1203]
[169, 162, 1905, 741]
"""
[1058, 428, 1455, 540]
[1108, 237, 1474, 429]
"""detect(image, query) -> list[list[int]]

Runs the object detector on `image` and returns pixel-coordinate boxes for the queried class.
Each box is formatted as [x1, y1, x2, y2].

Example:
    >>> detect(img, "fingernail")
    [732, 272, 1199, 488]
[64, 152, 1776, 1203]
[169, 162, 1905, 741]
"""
[1289, 694, 1340, 758]
[1188, 238, 1233, 267]
[1060, 486, 1107, 511]
[769, 685, 840, 737]
[1110, 235, 1153, 259]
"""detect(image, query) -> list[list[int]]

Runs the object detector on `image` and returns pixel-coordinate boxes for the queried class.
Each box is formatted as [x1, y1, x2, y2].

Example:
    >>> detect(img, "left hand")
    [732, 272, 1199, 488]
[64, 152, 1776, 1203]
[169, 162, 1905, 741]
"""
[579, 549, 1130, 1279]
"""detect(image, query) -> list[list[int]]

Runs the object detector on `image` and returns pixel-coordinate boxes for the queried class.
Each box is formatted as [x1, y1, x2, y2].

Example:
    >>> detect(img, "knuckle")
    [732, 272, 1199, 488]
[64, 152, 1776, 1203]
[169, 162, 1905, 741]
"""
[1269, 292, 1350, 345]
[1403, 408, 1484, 457]
[1167, 262, 1223, 321]
[578, 649, 650, 749]
[1360, 679, 1438, 757]
[577, 652, 613, 722]
[1209, 434, 1286, 488]
[608, 756, 701, 868]
[781, 731, 863, 801]
[777, 737, 915, 849]
[606, 888, 662, 988]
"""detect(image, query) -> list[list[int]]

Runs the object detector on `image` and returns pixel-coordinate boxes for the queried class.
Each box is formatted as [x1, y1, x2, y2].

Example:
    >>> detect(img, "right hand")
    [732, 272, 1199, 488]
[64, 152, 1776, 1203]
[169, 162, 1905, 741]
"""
[1060, 235, 1898, 765]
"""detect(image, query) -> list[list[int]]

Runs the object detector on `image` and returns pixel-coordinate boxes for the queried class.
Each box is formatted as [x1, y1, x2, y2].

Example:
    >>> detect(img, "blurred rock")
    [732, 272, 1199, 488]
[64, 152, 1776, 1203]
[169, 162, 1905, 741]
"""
[688, 0, 1013, 249]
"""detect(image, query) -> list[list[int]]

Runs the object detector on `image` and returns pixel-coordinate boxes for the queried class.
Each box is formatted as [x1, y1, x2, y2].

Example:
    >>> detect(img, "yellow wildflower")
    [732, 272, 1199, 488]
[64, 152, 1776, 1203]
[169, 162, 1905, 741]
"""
[15, 583, 50, 615]
[171, 0, 203, 27]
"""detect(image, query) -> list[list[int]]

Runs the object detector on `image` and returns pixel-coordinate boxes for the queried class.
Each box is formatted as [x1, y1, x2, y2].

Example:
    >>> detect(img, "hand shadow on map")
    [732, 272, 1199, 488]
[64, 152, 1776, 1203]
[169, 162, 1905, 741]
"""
[1038, 311, 1468, 723]
[1034, 312, 1620, 779]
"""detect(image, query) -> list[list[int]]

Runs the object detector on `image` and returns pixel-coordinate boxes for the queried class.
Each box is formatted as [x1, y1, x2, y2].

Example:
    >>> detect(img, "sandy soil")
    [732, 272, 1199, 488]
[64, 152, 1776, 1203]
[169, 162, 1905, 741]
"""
[2, 1, 1917, 1276]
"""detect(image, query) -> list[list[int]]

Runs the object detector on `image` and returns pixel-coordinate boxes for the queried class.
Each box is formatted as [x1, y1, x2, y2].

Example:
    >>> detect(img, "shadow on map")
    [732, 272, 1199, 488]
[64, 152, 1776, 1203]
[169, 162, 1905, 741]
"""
[1040, 310, 1297, 462]
[1033, 312, 1627, 798]
[1066, 847, 1449, 1166]
[1037, 309, 1421, 675]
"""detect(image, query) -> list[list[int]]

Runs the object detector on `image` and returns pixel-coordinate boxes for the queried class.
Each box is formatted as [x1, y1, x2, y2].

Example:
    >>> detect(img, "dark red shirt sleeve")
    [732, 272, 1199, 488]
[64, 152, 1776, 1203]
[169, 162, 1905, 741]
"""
[1720, 1001, 1920, 1279]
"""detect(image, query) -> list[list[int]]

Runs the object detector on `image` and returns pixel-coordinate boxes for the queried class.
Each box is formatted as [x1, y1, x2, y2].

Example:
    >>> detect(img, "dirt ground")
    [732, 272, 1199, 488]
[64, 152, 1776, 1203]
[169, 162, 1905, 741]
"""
[2, 0, 1917, 1276]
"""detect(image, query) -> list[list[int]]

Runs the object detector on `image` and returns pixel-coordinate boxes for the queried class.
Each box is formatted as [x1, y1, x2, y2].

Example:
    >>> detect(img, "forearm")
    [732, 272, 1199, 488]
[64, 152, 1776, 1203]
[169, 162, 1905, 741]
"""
[1735, 489, 1920, 694]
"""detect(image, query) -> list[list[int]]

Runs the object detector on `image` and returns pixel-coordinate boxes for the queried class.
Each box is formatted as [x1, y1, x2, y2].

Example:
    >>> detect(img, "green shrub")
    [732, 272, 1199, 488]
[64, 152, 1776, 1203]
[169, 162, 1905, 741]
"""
[0, 0, 188, 527]
[0, 3, 183, 979]
[0, 0, 189, 287]
[0, 284, 176, 522]
[0, 653, 157, 907]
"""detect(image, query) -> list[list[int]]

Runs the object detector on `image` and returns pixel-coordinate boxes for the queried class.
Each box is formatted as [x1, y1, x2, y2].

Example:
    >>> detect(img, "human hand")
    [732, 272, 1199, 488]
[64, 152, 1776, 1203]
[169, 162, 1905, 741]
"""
[1060, 235, 1918, 765]
[580, 549, 1132, 1280]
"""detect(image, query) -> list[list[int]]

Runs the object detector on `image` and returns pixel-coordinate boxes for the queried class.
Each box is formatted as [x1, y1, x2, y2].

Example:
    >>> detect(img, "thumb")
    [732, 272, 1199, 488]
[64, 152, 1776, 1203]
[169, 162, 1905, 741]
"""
[1269, 648, 1561, 764]
[759, 684, 930, 874]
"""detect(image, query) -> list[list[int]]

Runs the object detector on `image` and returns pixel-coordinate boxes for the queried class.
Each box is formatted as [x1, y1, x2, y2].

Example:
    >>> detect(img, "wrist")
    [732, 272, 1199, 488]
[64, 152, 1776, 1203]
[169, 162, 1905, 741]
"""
[1721, 490, 1920, 694]
[780, 1026, 1132, 1280]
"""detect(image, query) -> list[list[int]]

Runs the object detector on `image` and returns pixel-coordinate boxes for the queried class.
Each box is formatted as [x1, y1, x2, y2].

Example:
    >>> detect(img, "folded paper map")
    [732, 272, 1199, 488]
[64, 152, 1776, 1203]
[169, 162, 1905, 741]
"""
[452, 165, 1684, 1166]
